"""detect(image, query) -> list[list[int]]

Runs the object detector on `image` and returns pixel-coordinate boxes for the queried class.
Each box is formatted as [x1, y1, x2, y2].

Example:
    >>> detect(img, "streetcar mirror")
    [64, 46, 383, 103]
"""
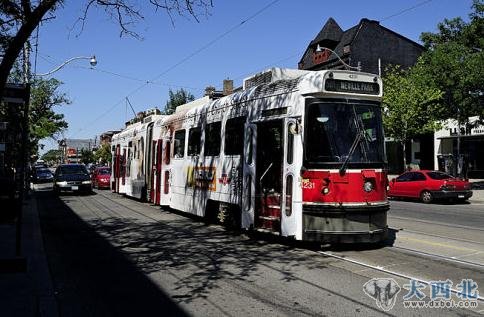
[316, 116, 329, 123]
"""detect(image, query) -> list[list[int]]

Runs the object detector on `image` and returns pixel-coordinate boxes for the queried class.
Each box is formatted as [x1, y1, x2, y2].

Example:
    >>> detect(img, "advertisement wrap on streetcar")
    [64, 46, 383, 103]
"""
[110, 68, 389, 243]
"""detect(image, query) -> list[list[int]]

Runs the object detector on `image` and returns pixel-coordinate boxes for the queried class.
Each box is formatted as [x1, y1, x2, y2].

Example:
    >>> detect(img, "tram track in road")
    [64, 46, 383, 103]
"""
[389, 215, 484, 233]
[92, 189, 484, 273]
[389, 226, 484, 246]
[316, 250, 484, 303]
[390, 245, 484, 270]
[65, 190, 484, 314]
[79, 191, 397, 316]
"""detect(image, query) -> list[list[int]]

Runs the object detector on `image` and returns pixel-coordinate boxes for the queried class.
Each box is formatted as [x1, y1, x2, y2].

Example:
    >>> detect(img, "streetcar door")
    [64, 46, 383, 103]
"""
[242, 123, 256, 229]
[255, 120, 283, 232]
[146, 123, 155, 202]
[281, 118, 300, 237]
[155, 139, 163, 204]
[114, 144, 120, 192]
[150, 140, 156, 202]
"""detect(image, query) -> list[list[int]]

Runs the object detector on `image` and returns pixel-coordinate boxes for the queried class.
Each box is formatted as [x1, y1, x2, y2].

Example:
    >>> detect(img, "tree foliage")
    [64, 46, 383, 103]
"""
[80, 148, 94, 165]
[162, 88, 195, 115]
[0, 0, 213, 97]
[419, 0, 484, 126]
[29, 78, 70, 152]
[94, 143, 112, 165]
[382, 63, 443, 167]
[41, 149, 62, 164]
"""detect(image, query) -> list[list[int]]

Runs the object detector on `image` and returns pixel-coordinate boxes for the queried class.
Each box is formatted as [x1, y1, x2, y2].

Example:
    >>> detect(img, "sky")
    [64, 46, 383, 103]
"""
[35, 0, 475, 154]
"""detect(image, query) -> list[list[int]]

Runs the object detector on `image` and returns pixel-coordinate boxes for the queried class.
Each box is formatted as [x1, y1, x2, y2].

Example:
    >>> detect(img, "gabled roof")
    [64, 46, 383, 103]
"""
[64, 139, 96, 150]
[309, 17, 343, 46]
[299, 18, 424, 70]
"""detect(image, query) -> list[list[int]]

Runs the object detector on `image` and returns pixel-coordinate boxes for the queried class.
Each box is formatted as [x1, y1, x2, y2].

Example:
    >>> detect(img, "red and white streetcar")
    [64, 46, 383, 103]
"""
[111, 68, 389, 243]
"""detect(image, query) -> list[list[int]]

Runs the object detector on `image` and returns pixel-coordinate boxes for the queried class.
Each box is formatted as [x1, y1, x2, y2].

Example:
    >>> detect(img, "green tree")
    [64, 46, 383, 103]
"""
[419, 0, 484, 154]
[94, 143, 112, 165]
[41, 149, 62, 165]
[162, 88, 195, 115]
[4, 63, 70, 157]
[29, 78, 70, 154]
[80, 148, 94, 165]
[0, 1, 213, 98]
[382, 64, 443, 169]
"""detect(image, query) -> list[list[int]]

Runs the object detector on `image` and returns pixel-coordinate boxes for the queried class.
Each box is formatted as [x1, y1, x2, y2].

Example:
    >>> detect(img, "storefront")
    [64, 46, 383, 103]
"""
[435, 119, 484, 179]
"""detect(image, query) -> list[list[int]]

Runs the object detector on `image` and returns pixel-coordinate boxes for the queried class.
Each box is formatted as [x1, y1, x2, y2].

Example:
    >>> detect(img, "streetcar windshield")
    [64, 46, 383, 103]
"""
[304, 100, 385, 168]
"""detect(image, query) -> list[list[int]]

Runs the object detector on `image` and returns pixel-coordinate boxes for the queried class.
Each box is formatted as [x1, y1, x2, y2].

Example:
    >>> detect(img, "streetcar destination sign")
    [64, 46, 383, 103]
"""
[325, 79, 379, 95]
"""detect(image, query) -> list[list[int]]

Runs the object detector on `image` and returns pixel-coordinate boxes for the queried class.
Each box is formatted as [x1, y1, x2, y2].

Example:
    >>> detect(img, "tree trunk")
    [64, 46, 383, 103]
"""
[0, 0, 58, 97]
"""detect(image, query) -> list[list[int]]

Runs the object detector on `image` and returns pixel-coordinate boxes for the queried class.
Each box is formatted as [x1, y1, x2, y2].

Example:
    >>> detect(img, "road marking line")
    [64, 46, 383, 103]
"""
[389, 226, 484, 245]
[398, 236, 480, 252]
[354, 262, 411, 274]
[389, 216, 484, 231]
[453, 251, 484, 259]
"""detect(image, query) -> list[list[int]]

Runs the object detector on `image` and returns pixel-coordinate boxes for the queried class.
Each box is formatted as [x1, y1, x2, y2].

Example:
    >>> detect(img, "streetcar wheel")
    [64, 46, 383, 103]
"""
[420, 190, 432, 204]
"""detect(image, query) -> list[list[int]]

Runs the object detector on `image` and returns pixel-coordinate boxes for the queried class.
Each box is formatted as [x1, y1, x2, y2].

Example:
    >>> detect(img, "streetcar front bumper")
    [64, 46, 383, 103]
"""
[302, 202, 389, 244]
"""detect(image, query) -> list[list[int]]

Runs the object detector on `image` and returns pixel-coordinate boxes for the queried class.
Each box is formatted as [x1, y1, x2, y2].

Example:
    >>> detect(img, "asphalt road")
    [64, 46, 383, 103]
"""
[388, 199, 484, 229]
[34, 184, 483, 316]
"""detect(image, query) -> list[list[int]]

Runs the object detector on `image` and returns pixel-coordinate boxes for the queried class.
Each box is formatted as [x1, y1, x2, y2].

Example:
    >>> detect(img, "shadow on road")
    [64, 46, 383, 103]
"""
[36, 189, 189, 317]
[37, 187, 398, 316]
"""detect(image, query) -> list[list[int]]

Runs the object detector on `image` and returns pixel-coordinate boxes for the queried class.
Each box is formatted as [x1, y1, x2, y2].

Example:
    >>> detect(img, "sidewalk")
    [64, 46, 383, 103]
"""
[0, 193, 58, 317]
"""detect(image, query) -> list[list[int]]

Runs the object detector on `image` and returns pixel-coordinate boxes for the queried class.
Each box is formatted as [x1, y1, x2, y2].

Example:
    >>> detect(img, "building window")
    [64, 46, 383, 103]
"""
[225, 117, 245, 155]
[188, 127, 201, 156]
[205, 122, 221, 156]
[173, 130, 186, 158]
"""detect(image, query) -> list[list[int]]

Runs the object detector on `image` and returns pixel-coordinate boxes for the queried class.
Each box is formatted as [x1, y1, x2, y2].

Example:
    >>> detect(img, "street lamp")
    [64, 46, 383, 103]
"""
[36, 55, 97, 77]
[315, 45, 361, 71]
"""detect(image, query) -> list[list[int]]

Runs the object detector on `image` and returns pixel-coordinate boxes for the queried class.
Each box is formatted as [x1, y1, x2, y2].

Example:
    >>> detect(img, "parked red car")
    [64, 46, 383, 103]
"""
[388, 170, 473, 203]
[91, 167, 111, 189]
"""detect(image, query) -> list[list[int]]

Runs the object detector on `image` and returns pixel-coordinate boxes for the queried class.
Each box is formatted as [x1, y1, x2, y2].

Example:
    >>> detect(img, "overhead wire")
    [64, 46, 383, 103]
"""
[38, 52, 204, 90]
[380, 0, 434, 22]
[70, 0, 433, 137]
[70, 0, 281, 137]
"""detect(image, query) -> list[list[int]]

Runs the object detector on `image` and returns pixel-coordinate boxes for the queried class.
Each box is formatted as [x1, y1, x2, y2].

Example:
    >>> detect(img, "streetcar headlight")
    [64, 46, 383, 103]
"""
[363, 181, 374, 192]
[322, 187, 330, 195]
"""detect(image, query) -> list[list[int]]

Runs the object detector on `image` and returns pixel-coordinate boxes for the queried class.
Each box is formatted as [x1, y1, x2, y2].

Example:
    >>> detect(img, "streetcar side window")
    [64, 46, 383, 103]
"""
[286, 123, 294, 165]
[164, 140, 171, 164]
[127, 146, 131, 177]
[205, 122, 221, 156]
[246, 127, 253, 165]
[188, 127, 201, 156]
[225, 117, 245, 155]
[173, 130, 186, 158]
